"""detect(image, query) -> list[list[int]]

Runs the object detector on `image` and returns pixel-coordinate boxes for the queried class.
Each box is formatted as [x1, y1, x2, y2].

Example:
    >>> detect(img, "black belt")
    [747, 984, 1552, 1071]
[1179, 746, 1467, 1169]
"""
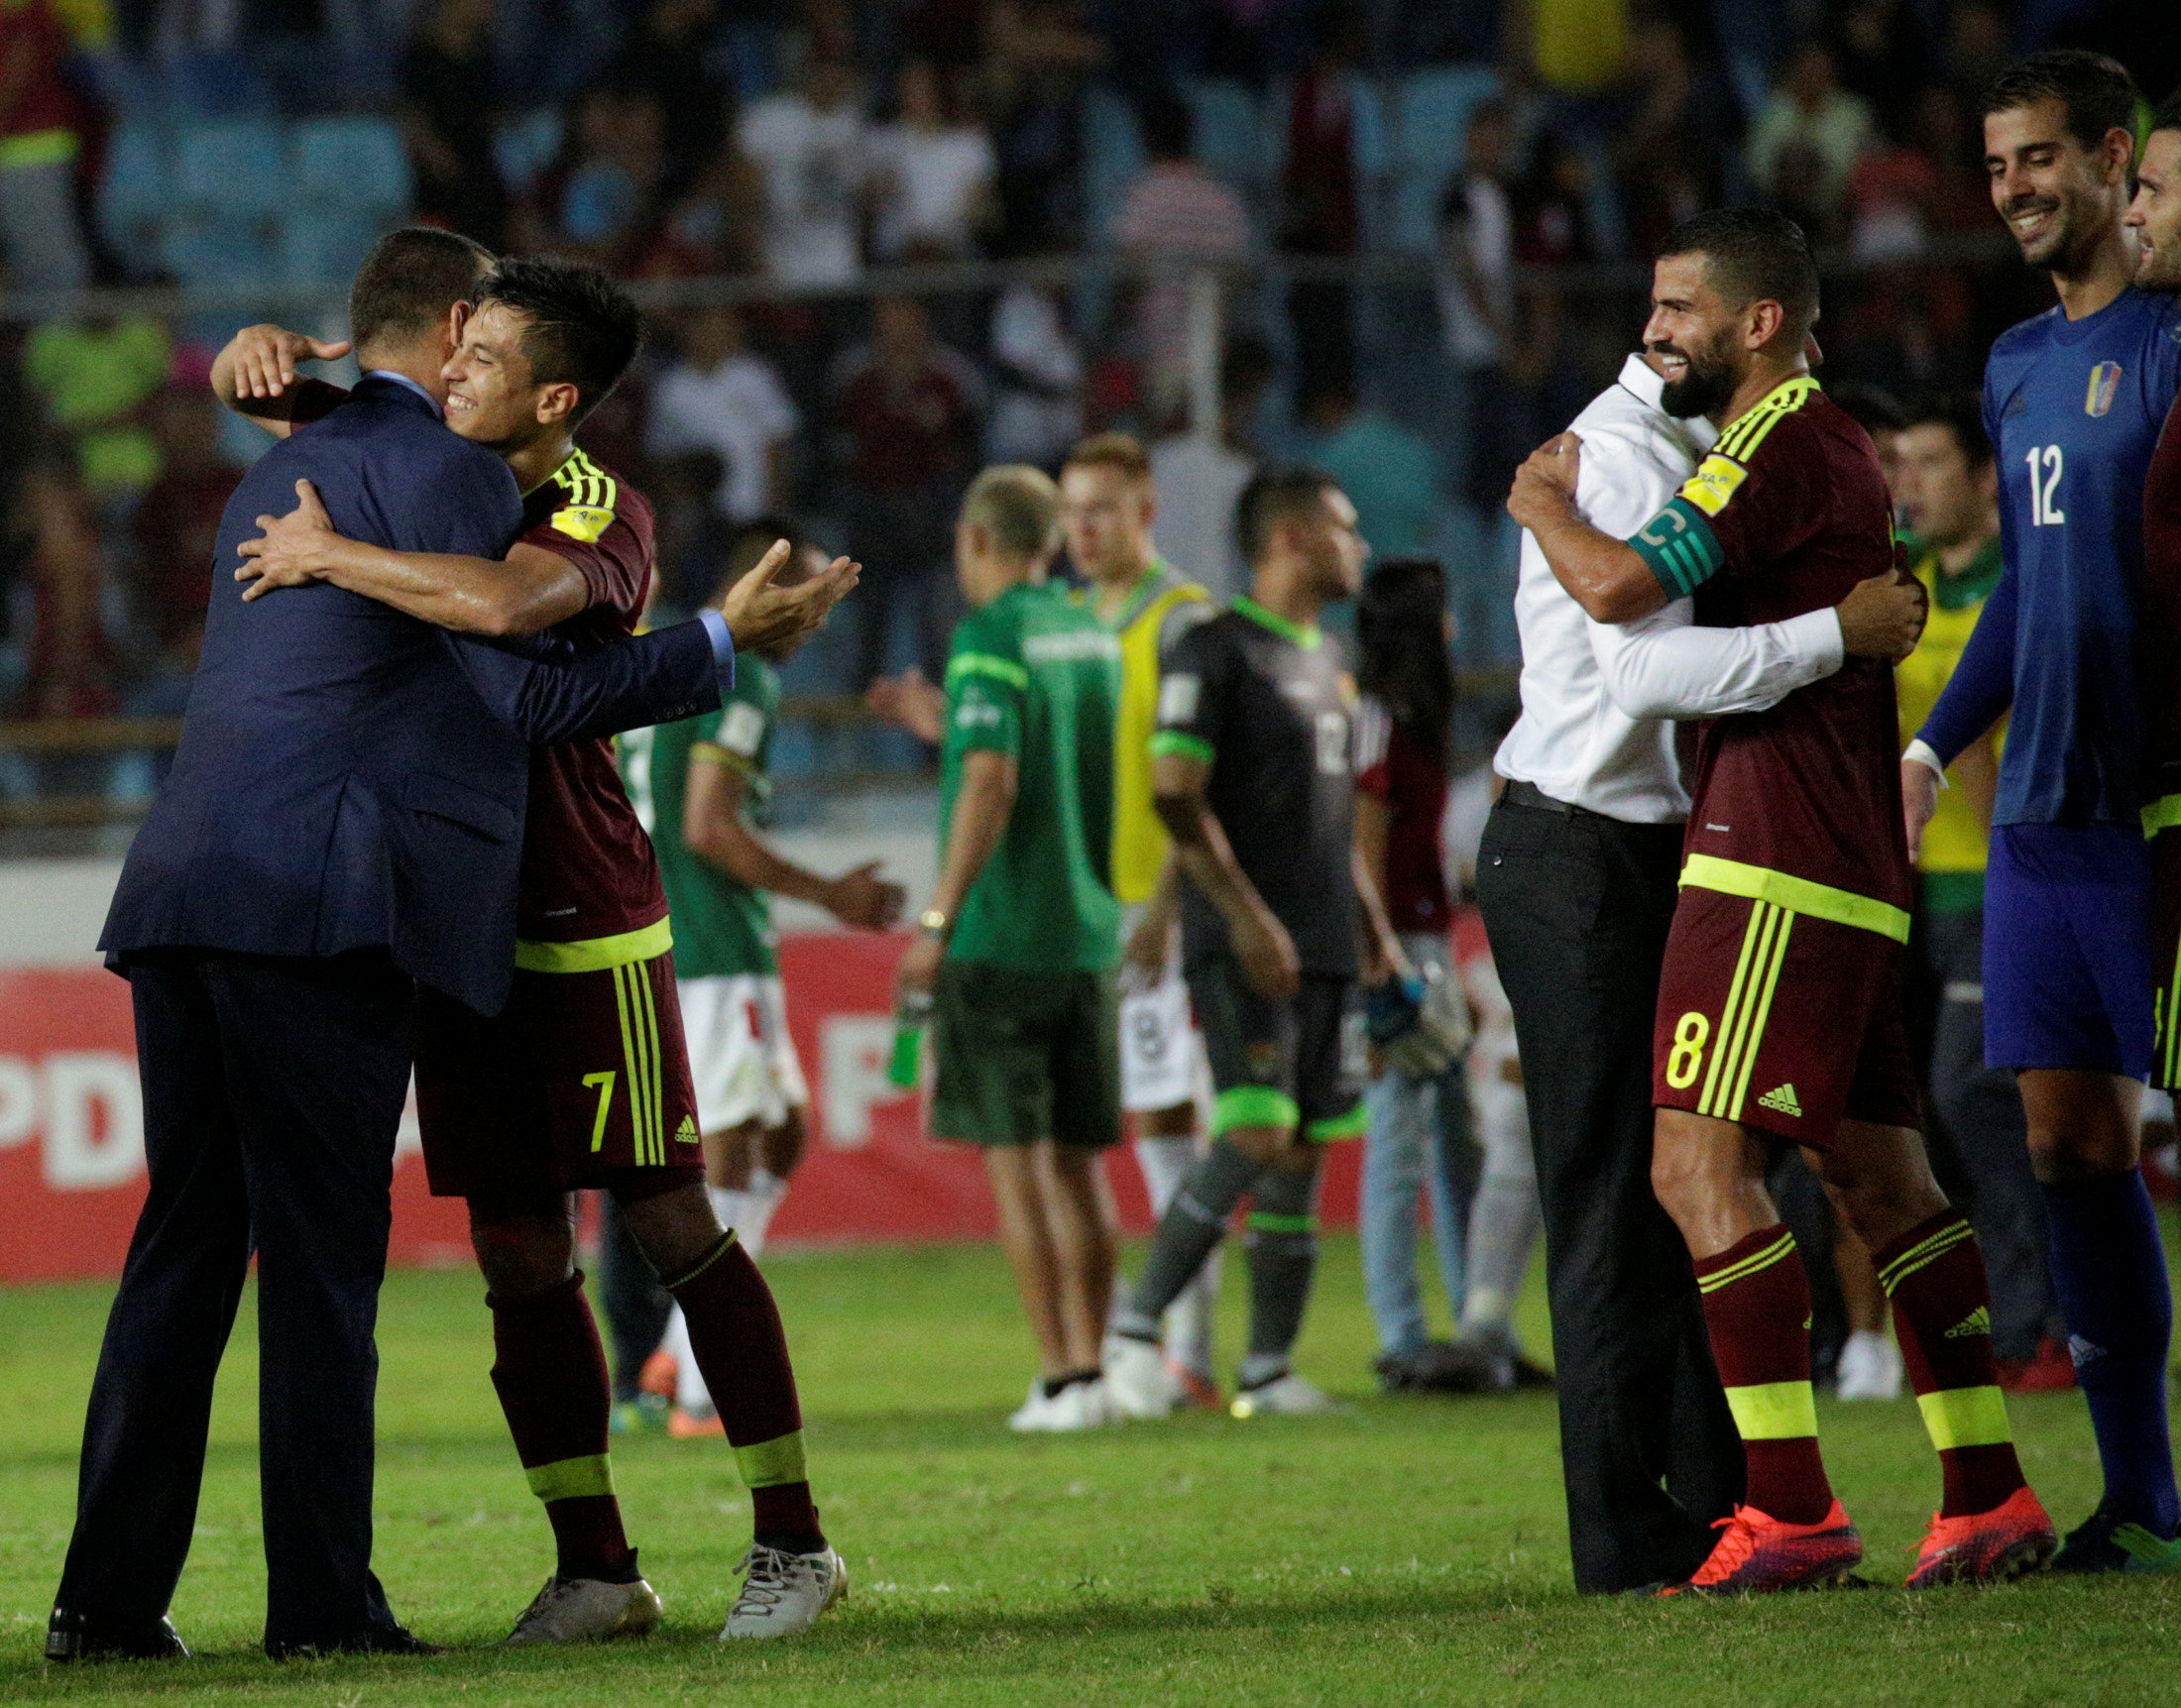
[1501, 779, 1582, 817]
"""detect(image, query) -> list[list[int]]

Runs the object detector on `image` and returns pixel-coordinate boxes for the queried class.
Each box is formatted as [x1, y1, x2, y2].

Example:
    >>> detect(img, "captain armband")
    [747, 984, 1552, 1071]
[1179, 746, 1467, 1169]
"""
[1630, 496, 1728, 599]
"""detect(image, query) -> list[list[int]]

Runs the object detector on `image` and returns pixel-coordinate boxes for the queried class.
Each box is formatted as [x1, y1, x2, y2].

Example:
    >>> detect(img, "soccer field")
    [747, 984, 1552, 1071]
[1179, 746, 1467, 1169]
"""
[1, 1235, 2175, 1708]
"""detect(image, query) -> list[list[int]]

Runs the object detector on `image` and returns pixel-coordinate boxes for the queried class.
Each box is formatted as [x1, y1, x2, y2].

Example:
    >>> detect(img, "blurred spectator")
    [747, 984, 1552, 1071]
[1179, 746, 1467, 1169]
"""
[1515, 132, 1604, 267]
[1830, 0, 1931, 143]
[612, 0, 729, 200]
[1282, 10, 1364, 392]
[830, 292, 982, 685]
[1526, 0, 1627, 97]
[1110, 89, 1249, 431]
[1610, 18, 1725, 257]
[1846, 132, 1940, 263]
[985, 280, 1082, 468]
[400, 0, 509, 249]
[1437, 100, 1515, 375]
[26, 310, 169, 498]
[128, 386, 231, 697]
[549, 88, 668, 270]
[1149, 330, 1271, 602]
[869, 57, 996, 262]
[0, 0, 89, 291]
[738, 54, 868, 287]
[981, 0, 1102, 255]
[645, 302, 799, 523]
[1746, 40, 1876, 242]
[646, 449, 735, 612]
[12, 455, 114, 721]
[1300, 373, 1440, 560]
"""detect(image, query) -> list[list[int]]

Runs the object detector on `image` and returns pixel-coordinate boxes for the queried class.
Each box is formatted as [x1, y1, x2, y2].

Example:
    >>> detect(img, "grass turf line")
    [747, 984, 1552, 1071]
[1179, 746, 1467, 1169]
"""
[0, 1234, 2172, 1707]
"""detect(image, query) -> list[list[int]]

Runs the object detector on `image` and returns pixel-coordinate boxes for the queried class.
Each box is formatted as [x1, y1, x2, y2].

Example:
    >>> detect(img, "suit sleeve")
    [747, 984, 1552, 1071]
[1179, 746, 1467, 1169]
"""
[444, 618, 727, 744]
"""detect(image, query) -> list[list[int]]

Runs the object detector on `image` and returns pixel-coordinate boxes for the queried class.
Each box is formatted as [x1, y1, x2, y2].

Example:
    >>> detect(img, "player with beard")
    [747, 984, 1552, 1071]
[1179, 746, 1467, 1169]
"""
[1514, 208, 2050, 1593]
[221, 261, 854, 1641]
[1904, 55, 2181, 1574]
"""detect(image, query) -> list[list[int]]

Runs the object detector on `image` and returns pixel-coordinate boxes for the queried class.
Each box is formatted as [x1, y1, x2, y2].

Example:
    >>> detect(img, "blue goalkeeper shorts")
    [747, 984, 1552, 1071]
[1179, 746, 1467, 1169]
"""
[1983, 822, 2153, 1079]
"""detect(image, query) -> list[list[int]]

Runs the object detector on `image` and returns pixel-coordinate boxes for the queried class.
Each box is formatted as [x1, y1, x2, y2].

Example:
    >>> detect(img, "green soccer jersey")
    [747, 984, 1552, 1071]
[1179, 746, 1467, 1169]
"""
[941, 580, 1123, 972]
[621, 653, 780, 977]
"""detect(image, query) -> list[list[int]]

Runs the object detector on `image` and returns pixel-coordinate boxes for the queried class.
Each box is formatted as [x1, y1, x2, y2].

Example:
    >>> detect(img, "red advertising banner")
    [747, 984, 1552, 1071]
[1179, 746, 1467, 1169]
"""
[0, 937, 1358, 1284]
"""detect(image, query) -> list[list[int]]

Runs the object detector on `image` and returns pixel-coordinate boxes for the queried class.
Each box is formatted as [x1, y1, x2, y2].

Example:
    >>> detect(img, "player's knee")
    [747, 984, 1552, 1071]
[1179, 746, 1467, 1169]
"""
[1648, 1117, 1731, 1227]
[616, 1178, 723, 1278]
[466, 1201, 575, 1299]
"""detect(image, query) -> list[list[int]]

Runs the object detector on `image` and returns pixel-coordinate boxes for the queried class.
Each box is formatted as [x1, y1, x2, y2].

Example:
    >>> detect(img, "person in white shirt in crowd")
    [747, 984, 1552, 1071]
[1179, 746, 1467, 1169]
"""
[1474, 344, 1929, 1595]
[985, 282, 1083, 469]
[737, 54, 869, 288]
[1148, 334, 1273, 607]
[869, 57, 999, 262]
[645, 303, 801, 523]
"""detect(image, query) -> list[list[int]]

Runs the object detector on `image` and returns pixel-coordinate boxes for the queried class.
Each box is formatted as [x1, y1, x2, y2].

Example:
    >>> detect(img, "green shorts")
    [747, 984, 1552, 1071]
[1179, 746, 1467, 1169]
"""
[931, 961, 1121, 1148]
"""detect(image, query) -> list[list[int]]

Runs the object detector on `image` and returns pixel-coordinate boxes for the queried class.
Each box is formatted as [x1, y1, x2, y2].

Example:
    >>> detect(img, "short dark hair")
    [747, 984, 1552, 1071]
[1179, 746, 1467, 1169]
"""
[1904, 391, 1993, 469]
[1235, 466, 1337, 565]
[349, 226, 495, 355]
[2153, 89, 2181, 141]
[473, 256, 644, 425]
[1979, 50, 2140, 155]
[1828, 381, 1906, 438]
[1656, 207, 1820, 343]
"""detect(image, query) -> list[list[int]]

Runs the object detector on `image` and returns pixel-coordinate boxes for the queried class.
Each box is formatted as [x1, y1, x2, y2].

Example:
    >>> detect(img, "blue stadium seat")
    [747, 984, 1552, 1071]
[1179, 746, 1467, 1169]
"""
[96, 123, 171, 277]
[175, 119, 289, 226]
[1389, 63, 1499, 253]
[1183, 78, 1268, 209]
[1081, 83, 1143, 241]
[495, 107, 564, 198]
[282, 209, 395, 286]
[292, 116, 412, 216]
[160, 220, 282, 288]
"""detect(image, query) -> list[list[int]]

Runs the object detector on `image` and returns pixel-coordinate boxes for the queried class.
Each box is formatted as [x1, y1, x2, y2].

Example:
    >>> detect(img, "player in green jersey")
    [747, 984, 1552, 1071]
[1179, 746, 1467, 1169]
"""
[623, 520, 906, 1433]
[893, 464, 1127, 1431]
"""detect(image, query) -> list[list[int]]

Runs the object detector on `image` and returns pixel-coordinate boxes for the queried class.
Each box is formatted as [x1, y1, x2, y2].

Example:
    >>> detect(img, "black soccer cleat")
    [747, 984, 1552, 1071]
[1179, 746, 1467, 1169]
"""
[46, 1606, 189, 1662]
[2051, 1500, 2181, 1574]
[265, 1621, 440, 1660]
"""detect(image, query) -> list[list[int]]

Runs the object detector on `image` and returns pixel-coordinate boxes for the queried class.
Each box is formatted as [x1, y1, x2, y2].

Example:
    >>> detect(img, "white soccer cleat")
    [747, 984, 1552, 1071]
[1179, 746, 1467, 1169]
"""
[503, 1575, 663, 1646]
[1102, 1335, 1180, 1420]
[721, 1543, 847, 1640]
[1835, 1329, 1904, 1402]
[1229, 1372, 1342, 1418]
[1007, 1377, 1116, 1431]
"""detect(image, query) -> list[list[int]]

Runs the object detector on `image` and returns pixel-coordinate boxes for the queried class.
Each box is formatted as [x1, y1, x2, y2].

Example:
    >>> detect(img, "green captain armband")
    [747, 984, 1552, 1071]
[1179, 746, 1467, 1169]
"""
[1630, 496, 1727, 599]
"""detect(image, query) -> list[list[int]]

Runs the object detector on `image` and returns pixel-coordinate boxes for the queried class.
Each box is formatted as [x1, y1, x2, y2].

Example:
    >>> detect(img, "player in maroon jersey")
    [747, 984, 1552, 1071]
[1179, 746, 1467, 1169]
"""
[1511, 209, 2050, 1594]
[2126, 98, 2181, 1088]
[219, 260, 855, 1643]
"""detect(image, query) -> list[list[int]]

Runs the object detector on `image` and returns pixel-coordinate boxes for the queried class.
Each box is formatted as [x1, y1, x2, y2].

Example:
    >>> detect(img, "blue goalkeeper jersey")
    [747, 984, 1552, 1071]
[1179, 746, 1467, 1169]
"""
[1917, 285, 2181, 826]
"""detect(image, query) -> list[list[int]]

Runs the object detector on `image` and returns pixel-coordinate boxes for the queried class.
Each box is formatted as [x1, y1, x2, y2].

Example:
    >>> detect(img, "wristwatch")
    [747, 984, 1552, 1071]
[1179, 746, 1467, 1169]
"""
[918, 908, 952, 940]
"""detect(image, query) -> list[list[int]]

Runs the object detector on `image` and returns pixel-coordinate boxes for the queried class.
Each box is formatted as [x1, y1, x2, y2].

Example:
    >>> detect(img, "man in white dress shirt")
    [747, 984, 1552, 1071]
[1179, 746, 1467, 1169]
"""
[1475, 346, 1927, 1593]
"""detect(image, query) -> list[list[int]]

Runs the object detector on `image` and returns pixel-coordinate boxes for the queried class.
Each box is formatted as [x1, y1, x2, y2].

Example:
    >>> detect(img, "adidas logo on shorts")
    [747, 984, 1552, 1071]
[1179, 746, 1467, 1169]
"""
[674, 1115, 699, 1145]
[1757, 1083, 1803, 1117]
[1944, 1306, 1991, 1338]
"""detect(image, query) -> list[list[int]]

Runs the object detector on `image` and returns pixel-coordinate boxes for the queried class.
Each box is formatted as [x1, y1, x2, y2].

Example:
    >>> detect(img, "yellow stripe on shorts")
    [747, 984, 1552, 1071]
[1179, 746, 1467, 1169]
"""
[1697, 900, 1793, 1123]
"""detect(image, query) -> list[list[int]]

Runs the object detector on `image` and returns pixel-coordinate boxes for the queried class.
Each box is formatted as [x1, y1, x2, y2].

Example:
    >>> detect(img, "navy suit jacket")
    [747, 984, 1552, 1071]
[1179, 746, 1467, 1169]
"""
[103, 377, 722, 1014]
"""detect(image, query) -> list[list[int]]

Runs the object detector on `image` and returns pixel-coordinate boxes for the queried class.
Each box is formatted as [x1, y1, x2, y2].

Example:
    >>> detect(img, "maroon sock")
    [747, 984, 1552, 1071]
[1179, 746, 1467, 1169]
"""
[1874, 1211, 2027, 1519]
[488, 1272, 638, 1583]
[668, 1235, 824, 1546]
[1694, 1225, 1835, 1526]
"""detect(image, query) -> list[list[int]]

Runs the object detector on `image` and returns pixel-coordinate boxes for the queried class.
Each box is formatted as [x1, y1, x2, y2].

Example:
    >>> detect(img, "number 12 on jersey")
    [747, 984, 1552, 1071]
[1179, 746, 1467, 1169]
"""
[2026, 444, 2065, 526]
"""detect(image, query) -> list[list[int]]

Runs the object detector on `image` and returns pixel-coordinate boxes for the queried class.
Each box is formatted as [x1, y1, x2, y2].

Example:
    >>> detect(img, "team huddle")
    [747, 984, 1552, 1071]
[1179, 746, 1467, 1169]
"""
[32, 36, 2181, 1669]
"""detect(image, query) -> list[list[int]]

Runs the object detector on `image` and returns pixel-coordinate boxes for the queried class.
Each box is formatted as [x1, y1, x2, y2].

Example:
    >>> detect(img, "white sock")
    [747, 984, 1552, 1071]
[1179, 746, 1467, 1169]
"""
[1460, 1107, 1541, 1341]
[664, 1303, 713, 1414]
[1132, 1133, 1219, 1377]
[738, 1166, 789, 1258]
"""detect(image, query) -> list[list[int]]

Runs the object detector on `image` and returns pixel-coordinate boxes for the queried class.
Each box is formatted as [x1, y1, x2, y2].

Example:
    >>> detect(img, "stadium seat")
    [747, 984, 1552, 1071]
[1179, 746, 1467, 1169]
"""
[1183, 78, 1268, 210]
[1081, 83, 1144, 242]
[495, 107, 564, 198]
[282, 209, 394, 286]
[95, 123, 171, 278]
[1388, 63, 1499, 253]
[174, 118, 290, 226]
[292, 116, 412, 217]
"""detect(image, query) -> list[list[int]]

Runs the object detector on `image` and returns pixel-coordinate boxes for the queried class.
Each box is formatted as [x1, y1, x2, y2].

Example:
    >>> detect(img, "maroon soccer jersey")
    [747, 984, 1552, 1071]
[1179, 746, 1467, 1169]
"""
[513, 449, 669, 946]
[2143, 397, 2181, 793]
[1664, 382, 1911, 916]
[1353, 696, 1451, 934]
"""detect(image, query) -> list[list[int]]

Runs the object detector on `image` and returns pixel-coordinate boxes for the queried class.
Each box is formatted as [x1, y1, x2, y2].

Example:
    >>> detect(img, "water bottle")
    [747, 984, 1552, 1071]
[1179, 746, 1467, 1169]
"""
[887, 988, 933, 1088]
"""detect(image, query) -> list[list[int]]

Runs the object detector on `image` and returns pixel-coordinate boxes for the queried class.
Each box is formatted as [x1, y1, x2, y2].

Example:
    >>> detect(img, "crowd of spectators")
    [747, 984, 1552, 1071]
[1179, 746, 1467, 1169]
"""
[0, 0, 2166, 805]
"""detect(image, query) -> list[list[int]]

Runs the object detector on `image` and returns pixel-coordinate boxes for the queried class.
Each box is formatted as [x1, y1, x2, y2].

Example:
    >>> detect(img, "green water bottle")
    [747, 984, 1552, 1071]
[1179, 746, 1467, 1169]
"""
[887, 988, 933, 1089]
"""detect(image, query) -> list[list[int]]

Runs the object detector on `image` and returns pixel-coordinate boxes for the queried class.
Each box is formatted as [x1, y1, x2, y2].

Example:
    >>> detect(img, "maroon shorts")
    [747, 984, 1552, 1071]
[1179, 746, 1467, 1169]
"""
[415, 949, 704, 1198]
[1652, 883, 1918, 1148]
[2153, 824, 2181, 1091]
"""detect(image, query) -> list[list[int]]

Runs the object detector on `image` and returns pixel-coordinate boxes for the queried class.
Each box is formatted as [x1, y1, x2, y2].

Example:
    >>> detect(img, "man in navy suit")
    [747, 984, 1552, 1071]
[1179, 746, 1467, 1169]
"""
[47, 230, 854, 1661]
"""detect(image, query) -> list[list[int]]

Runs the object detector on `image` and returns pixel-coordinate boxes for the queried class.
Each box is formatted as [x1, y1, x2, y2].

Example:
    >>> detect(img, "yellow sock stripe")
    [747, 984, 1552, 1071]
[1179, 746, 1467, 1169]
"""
[1726, 907, 1793, 1122]
[1724, 1380, 1818, 1440]
[1697, 1230, 1798, 1294]
[525, 1452, 617, 1503]
[1916, 1385, 2013, 1451]
[1703, 902, 1778, 1118]
[1696, 903, 1764, 1115]
[734, 1428, 809, 1490]
[662, 1227, 740, 1291]
[1876, 1219, 1975, 1295]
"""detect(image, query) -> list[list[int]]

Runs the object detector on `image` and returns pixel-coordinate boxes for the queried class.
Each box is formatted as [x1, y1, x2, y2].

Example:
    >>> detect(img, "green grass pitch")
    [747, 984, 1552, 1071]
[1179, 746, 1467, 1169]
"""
[2, 1233, 2178, 1707]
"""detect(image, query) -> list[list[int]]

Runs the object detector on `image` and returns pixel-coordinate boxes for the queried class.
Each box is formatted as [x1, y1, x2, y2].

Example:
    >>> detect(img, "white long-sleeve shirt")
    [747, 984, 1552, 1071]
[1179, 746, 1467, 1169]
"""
[1494, 353, 1845, 824]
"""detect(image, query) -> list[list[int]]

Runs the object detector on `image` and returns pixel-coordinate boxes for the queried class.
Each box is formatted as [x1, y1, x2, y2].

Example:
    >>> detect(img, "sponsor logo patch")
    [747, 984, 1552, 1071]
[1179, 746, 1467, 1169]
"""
[1945, 1305, 1991, 1339]
[550, 504, 615, 543]
[1678, 453, 1749, 516]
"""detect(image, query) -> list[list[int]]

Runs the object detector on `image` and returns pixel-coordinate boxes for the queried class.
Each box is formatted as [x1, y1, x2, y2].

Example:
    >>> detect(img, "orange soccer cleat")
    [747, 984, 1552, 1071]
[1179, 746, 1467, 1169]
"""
[638, 1347, 677, 1400]
[1656, 1501, 1865, 1595]
[1903, 1485, 2057, 1588]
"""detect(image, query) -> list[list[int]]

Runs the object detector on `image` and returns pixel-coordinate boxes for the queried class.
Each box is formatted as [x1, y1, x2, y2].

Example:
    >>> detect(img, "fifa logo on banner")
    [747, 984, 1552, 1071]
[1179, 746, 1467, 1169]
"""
[2085, 362, 2123, 417]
